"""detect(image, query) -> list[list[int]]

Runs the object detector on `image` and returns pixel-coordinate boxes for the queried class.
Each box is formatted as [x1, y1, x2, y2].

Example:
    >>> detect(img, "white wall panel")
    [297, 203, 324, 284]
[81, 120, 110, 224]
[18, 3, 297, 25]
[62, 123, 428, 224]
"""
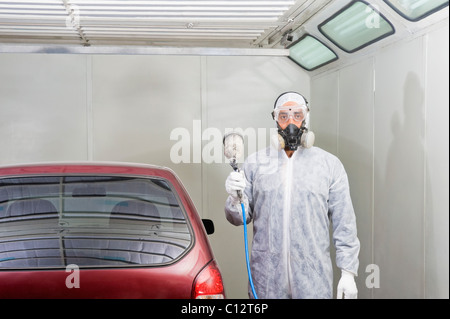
[374, 37, 426, 298]
[425, 25, 449, 299]
[338, 59, 374, 299]
[0, 54, 88, 164]
[310, 72, 339, 155]
[311, 23, 448, 298]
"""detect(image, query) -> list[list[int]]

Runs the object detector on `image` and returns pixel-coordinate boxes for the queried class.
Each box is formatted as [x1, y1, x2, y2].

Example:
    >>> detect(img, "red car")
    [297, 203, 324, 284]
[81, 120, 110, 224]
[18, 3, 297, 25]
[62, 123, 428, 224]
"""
[0, 162, 225, 299]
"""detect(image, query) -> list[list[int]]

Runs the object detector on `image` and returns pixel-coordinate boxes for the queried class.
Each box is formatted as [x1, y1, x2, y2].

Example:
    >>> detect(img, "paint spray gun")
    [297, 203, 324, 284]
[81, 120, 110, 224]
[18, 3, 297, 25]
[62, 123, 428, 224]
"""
[223, 131, 258, 299]
[223, 131, 245, 200]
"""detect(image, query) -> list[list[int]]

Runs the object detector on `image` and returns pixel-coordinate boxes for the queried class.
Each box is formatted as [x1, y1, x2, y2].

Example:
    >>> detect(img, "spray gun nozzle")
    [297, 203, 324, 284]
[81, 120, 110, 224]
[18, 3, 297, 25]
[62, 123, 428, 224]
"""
[230, 159, 239, 172]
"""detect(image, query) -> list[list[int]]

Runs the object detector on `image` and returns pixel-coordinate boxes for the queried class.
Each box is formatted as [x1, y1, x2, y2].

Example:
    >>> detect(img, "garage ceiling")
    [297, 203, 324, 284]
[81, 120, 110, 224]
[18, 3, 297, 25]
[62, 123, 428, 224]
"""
[0, 0, 332, 49]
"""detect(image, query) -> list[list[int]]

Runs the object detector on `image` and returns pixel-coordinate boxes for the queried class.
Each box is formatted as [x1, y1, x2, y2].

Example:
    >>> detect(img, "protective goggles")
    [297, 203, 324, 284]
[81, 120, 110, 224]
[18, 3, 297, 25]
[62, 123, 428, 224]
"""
[272, 106, 307, 124]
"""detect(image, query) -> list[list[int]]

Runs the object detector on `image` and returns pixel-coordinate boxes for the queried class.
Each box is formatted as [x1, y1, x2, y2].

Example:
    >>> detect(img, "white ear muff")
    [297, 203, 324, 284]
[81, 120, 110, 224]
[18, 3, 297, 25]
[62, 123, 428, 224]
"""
[270, 133, 285, 150]
[301, 130, 315, 149]
[278, 134, 286, 150]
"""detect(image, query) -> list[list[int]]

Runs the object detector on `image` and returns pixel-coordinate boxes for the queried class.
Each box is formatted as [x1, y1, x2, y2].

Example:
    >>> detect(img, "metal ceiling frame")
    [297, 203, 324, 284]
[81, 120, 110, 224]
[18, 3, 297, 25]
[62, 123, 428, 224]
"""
[0, 43, 289, 55]
[0, 0, 313, 50]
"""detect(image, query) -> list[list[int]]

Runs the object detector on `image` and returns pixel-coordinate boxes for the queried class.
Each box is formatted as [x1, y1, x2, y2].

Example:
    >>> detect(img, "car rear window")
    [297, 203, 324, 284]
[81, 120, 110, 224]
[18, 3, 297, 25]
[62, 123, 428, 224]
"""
[0, 175, 192, 269]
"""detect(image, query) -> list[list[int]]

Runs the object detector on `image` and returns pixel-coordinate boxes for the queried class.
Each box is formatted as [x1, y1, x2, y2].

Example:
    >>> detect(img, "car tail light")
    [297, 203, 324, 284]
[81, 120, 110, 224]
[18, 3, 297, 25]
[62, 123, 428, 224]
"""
[192, 260, 225, 299]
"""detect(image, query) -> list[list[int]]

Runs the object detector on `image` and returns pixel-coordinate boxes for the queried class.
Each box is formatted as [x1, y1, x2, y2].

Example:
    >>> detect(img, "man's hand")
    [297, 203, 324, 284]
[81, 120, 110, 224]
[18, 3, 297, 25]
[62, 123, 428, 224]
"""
[337, 269, 358, 299]
[225, 171, 246, 203]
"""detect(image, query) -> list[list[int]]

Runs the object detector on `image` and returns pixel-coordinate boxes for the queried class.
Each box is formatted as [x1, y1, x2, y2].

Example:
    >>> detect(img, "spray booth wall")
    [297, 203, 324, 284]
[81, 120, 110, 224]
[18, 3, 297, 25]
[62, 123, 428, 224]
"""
[1, 22, 448, 299]
[0, 53, 309, 299]
[311, 23, 449, 299]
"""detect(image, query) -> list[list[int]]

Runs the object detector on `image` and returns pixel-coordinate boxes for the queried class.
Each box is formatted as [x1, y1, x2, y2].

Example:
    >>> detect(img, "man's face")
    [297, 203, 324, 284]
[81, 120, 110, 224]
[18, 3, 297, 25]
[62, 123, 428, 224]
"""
[274, 102, 307, 130]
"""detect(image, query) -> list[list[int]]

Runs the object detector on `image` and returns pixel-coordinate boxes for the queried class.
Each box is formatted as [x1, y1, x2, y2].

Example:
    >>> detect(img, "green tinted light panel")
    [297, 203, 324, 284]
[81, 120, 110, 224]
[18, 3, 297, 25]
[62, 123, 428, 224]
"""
[319, 1, 395, 53]
[384, 0, 449, 21]
[289, 35, 338, 71]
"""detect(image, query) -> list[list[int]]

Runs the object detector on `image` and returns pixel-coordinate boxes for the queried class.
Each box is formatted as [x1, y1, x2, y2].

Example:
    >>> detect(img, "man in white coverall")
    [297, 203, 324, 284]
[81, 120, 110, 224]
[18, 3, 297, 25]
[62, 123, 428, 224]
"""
[224, 91, 360, 299]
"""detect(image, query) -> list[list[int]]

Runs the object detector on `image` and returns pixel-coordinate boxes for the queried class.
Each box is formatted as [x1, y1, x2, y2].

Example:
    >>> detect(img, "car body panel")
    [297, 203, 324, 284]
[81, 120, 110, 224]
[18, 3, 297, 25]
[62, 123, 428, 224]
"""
[0, 162, 219, 299]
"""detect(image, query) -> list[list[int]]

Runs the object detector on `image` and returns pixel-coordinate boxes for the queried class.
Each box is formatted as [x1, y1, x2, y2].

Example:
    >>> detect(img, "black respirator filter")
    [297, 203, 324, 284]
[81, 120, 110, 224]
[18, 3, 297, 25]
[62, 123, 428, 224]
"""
[277, 123, 315, 150]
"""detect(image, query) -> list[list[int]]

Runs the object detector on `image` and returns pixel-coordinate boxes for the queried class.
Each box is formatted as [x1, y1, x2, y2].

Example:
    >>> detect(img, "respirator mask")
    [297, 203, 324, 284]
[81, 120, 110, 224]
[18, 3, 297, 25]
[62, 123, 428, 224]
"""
[272, 92, 315, 150]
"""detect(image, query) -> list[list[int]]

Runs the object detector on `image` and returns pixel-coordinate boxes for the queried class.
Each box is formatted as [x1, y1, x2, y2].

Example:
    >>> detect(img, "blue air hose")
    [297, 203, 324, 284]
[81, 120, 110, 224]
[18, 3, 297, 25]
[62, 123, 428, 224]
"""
[241, 201, 258, 299]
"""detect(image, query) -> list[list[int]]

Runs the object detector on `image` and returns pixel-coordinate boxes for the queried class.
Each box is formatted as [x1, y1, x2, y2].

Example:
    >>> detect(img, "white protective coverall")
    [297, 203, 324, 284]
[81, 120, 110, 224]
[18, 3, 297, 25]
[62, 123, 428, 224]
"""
[225, 144, 360, 299]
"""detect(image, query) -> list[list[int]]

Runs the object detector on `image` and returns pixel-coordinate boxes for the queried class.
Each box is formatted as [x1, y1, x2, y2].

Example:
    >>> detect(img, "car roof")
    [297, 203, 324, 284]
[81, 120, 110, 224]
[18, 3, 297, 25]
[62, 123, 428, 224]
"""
[0, 161, 177, 178]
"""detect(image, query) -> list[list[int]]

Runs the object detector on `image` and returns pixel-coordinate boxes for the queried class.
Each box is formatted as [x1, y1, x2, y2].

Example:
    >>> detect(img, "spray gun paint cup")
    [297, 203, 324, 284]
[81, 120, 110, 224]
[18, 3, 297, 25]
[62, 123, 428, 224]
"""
[223, 131, 245, 199]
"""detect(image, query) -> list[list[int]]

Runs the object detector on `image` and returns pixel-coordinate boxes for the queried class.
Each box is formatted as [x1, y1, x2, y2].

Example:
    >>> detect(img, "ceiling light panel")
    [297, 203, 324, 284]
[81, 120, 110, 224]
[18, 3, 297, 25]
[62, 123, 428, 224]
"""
[319, 1, 395, 53]
[288, 34, 338, 71]
[383, 0, 449, 21]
